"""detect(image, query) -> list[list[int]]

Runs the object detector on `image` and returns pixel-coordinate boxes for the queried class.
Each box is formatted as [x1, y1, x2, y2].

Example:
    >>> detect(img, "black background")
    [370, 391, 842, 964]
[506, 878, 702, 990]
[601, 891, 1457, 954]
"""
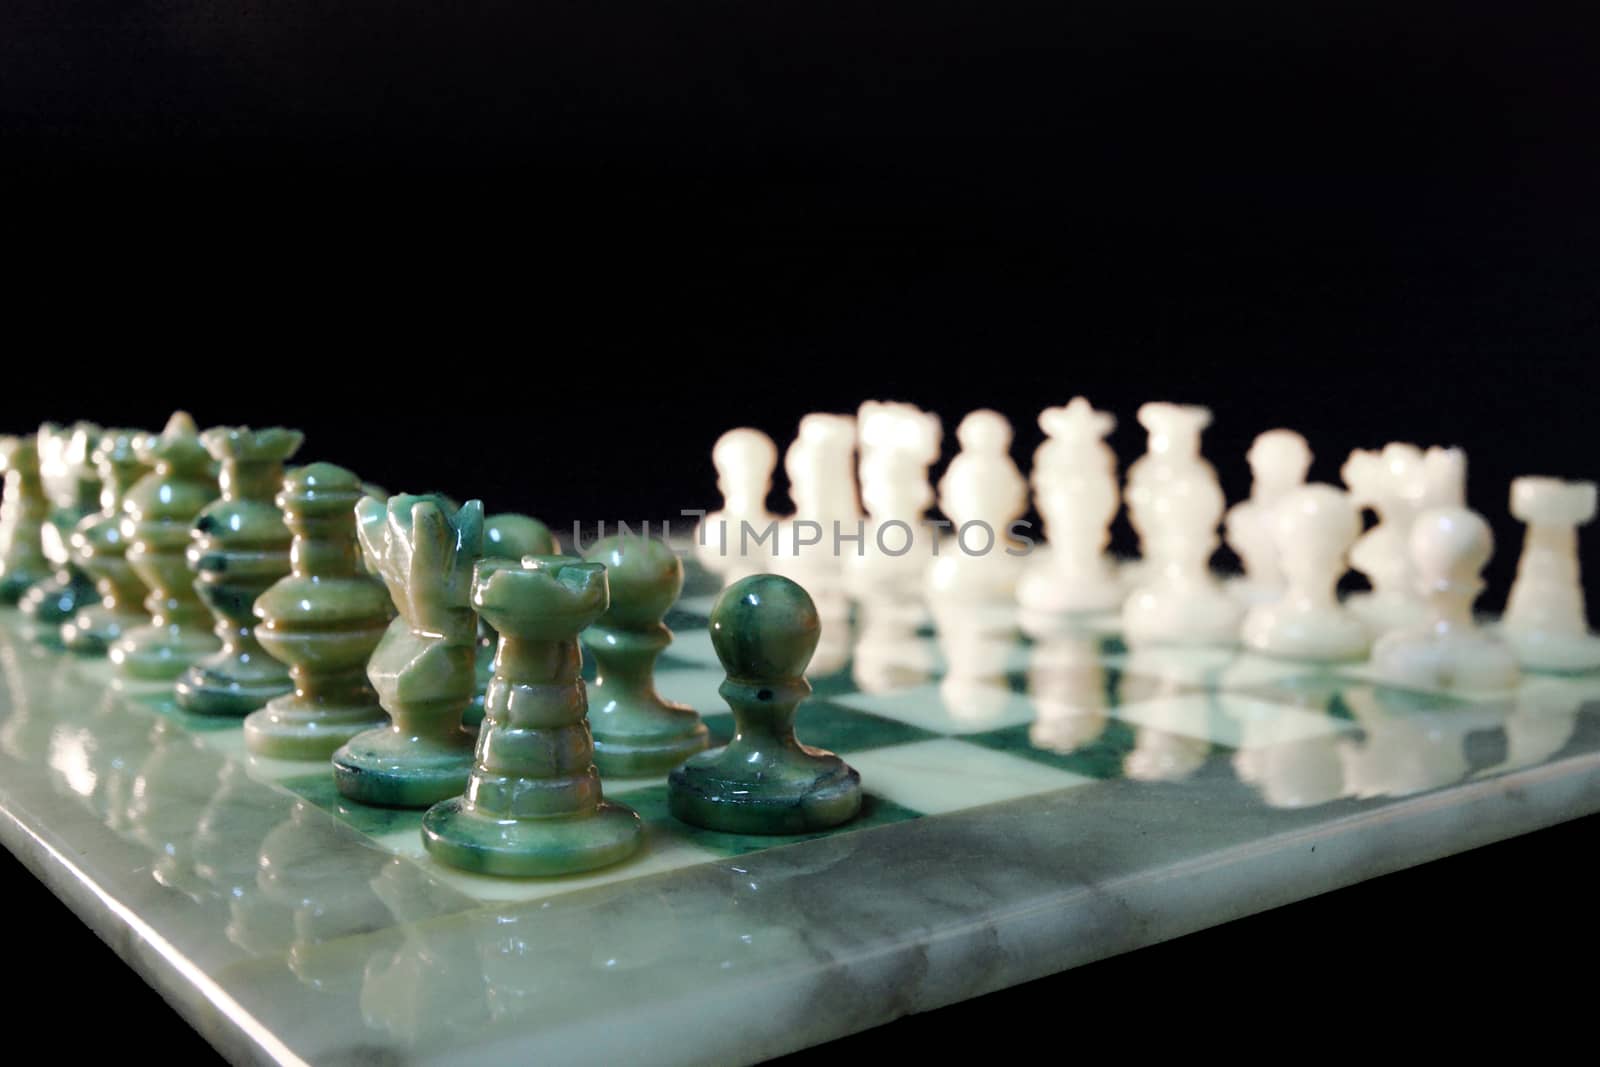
[3, 0, 1599, 1058]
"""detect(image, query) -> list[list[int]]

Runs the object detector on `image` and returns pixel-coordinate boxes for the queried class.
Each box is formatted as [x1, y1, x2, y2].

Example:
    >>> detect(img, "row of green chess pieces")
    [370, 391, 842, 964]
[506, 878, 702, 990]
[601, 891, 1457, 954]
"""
[0, 414, 861, 876]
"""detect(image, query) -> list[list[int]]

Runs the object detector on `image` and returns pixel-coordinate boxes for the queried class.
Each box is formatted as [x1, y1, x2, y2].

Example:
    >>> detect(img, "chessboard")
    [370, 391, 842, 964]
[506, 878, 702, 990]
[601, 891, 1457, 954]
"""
[2, 555, 1600, 1066]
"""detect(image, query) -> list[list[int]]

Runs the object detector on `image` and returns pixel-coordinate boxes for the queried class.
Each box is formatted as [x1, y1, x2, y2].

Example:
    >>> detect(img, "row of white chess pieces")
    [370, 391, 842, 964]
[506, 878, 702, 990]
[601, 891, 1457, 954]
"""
[695, 398, 1600, 692]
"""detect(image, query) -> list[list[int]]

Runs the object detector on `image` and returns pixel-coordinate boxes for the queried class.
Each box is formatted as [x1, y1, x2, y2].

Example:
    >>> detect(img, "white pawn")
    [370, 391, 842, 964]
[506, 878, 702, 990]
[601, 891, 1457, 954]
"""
[1224, 429, 1312, 604]
[1342, 443, 1429, 632]
[781, 414, 859, 562]
[1122, 403, 1243, 646]
[1501, 477, 1600, 672]
[846, 401, 941, 592]
[1370, 506, 1521, 692]
[927, 409, 1027, 602]
[697, 428, 778, 570]
[1241, 485, 1369, 661]
[1017, 397, 1122, 615]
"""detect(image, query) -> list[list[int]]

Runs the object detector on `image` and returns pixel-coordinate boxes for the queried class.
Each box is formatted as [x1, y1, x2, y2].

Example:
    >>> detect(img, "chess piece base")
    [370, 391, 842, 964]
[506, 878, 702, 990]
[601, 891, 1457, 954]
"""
[109, 623, 222, 680]
[18, 569, 97, 630]
[421, 798, 643, 877]
[1346, 591, 1428, 635]
[174, 656, 294, 717]
[243, 694, 387, 760]
[1224, 575, 1286, 607]
[61, 604, 144, 656]
[332, 727, 477, 808]
[1371, 628, 1522, 693]
[592, 715, 710, 777]
[1503, 627, 1600, 674]
[1017, 562, 1123, 615]
[667, 749, 862, 834]
[1122, 584, 1243, 648]
[1241, 603, 1370, 663]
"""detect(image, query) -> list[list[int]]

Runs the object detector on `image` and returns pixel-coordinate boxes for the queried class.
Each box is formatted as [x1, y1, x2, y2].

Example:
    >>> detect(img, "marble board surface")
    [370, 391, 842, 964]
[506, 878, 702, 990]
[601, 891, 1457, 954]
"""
[2, 568, 1600, 1066]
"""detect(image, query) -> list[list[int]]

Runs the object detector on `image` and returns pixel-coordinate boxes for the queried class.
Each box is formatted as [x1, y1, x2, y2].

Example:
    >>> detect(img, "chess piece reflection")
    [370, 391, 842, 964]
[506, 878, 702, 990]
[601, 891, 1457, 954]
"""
[930, 597, 1019, 727]
[1022, 621, 1109, 754]
[851, 589, 935, 693]
[1336, 686, 1508, 797]
[62, 429, 151, 654]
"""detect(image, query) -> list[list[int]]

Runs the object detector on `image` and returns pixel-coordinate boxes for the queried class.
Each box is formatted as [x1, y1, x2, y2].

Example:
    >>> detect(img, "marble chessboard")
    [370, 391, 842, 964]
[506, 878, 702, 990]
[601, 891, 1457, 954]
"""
[3, 556, 1600, 1066]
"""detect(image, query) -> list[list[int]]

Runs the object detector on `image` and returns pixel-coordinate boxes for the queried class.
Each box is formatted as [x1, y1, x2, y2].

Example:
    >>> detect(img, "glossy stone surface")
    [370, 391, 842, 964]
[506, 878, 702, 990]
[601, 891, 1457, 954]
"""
[669, 573, 862, 833]
[246, 463, 391, 759]
[6, 544, 1600, 1065]
[109, 412, 223, 680]
[582, 534, 708, 775]
[333, 494, 484, 807]
[18, 423, 103, 641]
[61, 430, 151, 654]
[466, 513, 555, 728]
[423, 555, 643, 876]
[175, 427, 304, 716]
[0, 434, 52, 605]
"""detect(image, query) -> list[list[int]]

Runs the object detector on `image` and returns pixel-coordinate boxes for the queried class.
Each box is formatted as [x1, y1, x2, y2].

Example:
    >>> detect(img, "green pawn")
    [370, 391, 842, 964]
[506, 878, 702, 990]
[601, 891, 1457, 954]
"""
[61, 430, 151, 654]
[668, 573, 862, 834]
[247, 463, 391, 760]
[110, 413, 223, 680]
[423, 555, 643, 877]
[175, 427, 305, 716]
[465, 513, 555, 728]
[582, 534, 708, 775]
[333, 494, 484, 807]
[0, 434, 52, 605]
[20, 423, 103, 640]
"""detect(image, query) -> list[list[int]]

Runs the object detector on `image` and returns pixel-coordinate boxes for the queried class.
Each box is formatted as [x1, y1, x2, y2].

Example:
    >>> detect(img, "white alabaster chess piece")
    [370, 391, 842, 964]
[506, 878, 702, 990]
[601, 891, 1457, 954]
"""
[1121, 403, 1243, 646]
[1370, 506, 1521, 693]
[1241, 484, 1369, 661]
[1343, 443, 1468, 634]
[1017, 397, 1123, 615]
[1224, 429, 1312, 605]
[1342, 443, 1427, 633]
[1501, 476, 1600, 672]
[697, 428, 779, 572]
[779, 413, 859, 562]
[845, 401, 941, 592]
[926, 409, 1028, 602]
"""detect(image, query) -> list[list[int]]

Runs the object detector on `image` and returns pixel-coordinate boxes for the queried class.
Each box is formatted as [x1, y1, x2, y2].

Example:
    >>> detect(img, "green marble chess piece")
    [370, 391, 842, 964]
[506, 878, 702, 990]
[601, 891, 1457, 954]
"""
[174, 426, 305, 716]
[247, 463, 391, 760]
[0, 434, 52, 605]
[582, 533, 709, 775]
[466, 513, 556, 728]
[61, 430, 151, 654]
[18, 423, 104, 641]
[110, 412, 224, 680]
[422, 555, 643, 877]
[333, 494, 484, 807]
[668, 573, 862, 834]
